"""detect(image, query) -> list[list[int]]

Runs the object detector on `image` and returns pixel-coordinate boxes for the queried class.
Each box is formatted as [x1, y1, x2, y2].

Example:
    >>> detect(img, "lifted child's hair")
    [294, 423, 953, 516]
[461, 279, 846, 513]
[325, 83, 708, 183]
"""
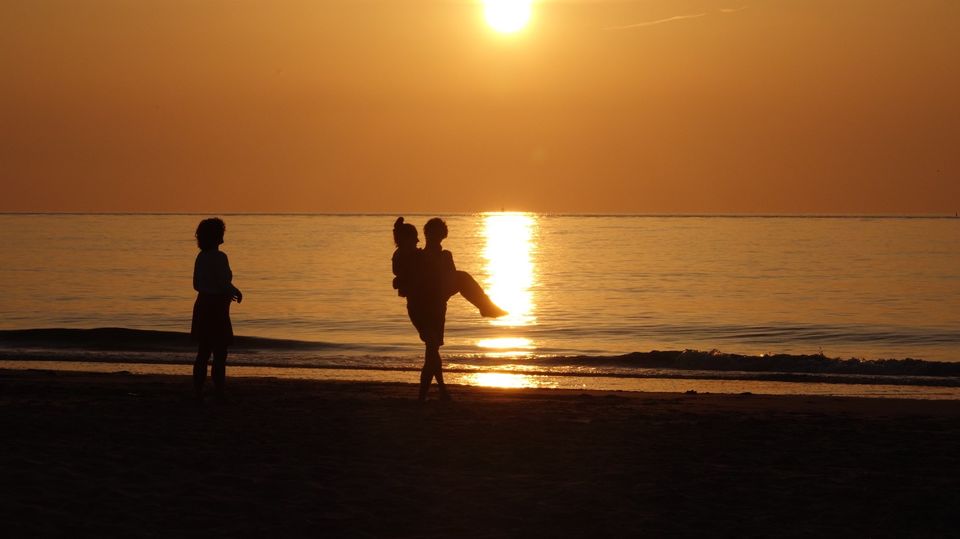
[196, 218, 226, 250]
[393, 217, 418, 247]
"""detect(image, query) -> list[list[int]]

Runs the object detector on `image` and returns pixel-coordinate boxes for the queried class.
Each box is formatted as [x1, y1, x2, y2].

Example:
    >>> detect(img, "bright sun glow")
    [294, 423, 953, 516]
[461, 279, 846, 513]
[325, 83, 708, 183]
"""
[484, 0, 533, 33]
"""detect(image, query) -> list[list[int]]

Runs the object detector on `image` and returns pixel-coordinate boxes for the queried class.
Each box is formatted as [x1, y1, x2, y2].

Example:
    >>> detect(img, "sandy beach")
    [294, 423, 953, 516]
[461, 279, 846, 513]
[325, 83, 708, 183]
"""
[2, 369, 959, 537]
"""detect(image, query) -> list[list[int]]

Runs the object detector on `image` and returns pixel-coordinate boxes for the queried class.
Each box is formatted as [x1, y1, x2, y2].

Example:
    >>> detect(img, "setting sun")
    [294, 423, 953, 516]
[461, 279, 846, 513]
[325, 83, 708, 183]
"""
[483, 0, 532, 33]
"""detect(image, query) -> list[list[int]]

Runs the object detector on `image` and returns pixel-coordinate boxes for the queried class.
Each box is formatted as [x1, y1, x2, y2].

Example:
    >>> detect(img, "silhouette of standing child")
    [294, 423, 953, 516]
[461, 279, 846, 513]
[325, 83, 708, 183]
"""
[392, 217, 506, 401]
[191, 218, 242, 400]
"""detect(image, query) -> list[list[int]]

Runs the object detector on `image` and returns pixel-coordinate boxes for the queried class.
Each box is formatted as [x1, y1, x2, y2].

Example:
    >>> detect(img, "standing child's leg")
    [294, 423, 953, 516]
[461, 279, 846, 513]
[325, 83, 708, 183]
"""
[419, 345, 436, 401]
[428, 345, 450, 400]
[455, 271, 507, 318]
[419, 344, 450, 401]
[211, 348, 227, 397]
[193, 345, 211, 398]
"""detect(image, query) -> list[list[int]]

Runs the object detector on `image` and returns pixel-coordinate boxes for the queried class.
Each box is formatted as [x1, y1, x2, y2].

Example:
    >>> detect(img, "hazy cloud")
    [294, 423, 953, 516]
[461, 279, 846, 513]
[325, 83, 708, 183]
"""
[606, 6, 747, 30]
[606, 12, 708, 30]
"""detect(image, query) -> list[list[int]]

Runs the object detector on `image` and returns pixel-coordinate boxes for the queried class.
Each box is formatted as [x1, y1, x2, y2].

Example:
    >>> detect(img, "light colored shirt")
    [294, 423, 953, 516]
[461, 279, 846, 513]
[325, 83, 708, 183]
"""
[193, 249, 237, 295]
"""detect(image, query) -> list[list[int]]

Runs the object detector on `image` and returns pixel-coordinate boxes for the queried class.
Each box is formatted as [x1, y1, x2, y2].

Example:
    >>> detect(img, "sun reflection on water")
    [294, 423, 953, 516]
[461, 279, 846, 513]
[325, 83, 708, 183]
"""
[476, 337, 535, 358]
[476, 337, 533, 349]
[482, 212, 537, 327]
[464, 372, 539, 389]
[477, 212, 538, 355]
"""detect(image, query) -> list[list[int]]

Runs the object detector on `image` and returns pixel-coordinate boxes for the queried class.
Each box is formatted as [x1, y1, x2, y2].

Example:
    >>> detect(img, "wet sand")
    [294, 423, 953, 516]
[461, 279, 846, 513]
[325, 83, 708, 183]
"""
[2, 369, 959, 537]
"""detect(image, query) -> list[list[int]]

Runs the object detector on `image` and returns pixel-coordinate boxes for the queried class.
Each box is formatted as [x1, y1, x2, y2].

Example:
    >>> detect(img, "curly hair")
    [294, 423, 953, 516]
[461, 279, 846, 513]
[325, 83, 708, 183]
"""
[423, 217, 448, 241]
[195, 218, 226, 250]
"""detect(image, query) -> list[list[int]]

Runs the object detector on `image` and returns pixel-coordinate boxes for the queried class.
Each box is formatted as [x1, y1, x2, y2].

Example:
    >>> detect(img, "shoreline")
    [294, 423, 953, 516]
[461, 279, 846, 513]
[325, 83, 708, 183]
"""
[4, 359, 960, 400]
[6, 368, 960, 411]
[4, 327, 960, 369]
[2, 369, 958, 536]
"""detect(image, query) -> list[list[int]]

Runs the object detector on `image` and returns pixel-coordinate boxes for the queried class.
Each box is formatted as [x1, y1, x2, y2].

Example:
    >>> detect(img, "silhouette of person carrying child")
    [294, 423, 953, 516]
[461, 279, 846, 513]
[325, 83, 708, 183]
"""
[191, 217, 243, 401]
[392, 217, 506, 401]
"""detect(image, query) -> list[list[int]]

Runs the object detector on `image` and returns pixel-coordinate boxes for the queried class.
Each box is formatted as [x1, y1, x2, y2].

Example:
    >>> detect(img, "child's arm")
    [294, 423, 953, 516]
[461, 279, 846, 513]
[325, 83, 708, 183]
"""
[439, 251, 459, 298]
[392, 250, 402, 279]
[193, 255, 202, 293]
[220, 252, 243, 303]
[391, 250, 410, 295]
[443, 250, 456, 272]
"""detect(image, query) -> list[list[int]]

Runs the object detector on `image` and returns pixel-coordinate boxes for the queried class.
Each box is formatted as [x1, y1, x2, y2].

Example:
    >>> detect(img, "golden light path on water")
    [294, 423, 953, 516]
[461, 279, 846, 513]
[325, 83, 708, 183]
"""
[477, 212, 538, 360]
[463, 372, 541, 389]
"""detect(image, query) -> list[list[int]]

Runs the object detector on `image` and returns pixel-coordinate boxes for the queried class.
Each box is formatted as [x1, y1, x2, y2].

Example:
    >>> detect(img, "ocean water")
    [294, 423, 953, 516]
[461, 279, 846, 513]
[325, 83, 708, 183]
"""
[1, 213, 959, 396]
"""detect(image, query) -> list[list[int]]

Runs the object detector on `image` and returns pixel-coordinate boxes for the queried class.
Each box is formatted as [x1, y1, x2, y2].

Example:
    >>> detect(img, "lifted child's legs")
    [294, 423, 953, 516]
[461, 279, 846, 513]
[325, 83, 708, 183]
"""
[454, 271, 507, 318]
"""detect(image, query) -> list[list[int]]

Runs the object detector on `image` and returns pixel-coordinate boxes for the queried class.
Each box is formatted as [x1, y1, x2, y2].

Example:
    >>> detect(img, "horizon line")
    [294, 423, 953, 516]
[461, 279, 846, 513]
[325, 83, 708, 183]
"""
[1, 211, 958, 219]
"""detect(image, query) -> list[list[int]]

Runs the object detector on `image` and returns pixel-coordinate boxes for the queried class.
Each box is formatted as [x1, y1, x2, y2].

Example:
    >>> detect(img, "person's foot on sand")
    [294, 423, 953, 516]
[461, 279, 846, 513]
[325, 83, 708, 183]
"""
[439, 390, 452, 402]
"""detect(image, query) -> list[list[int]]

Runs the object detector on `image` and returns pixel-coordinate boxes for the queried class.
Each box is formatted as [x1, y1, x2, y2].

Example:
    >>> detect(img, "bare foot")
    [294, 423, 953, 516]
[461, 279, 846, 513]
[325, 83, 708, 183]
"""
[480, 305, 508, 318]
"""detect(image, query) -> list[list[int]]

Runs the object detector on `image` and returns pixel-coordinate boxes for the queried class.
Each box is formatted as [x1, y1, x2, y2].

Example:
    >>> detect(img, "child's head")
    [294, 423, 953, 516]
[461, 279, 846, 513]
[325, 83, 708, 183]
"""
[393, 217, 419, 249]
[423, 217, 448, 243]
[196, 218, 226, 250]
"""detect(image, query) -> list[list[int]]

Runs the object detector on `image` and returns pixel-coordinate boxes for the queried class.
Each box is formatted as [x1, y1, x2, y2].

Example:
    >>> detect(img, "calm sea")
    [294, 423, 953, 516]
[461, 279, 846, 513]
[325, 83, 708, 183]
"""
[1, 213, 959, 397]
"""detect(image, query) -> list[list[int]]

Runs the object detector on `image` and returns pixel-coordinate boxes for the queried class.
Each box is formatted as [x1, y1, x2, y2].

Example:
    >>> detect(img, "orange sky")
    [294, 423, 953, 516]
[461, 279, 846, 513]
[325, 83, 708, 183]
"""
[1, 0, 958, 213]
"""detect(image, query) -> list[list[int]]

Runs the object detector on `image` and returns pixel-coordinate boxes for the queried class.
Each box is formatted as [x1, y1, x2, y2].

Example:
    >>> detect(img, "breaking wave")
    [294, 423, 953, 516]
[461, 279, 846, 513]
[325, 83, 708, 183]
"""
[2, 328, 958, 387]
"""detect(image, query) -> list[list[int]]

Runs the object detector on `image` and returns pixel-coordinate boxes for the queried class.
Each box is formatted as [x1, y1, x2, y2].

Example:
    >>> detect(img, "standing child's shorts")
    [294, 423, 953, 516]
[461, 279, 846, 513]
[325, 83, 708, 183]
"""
[406, 297, 447, 347]
[191, 293, 233, 348]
